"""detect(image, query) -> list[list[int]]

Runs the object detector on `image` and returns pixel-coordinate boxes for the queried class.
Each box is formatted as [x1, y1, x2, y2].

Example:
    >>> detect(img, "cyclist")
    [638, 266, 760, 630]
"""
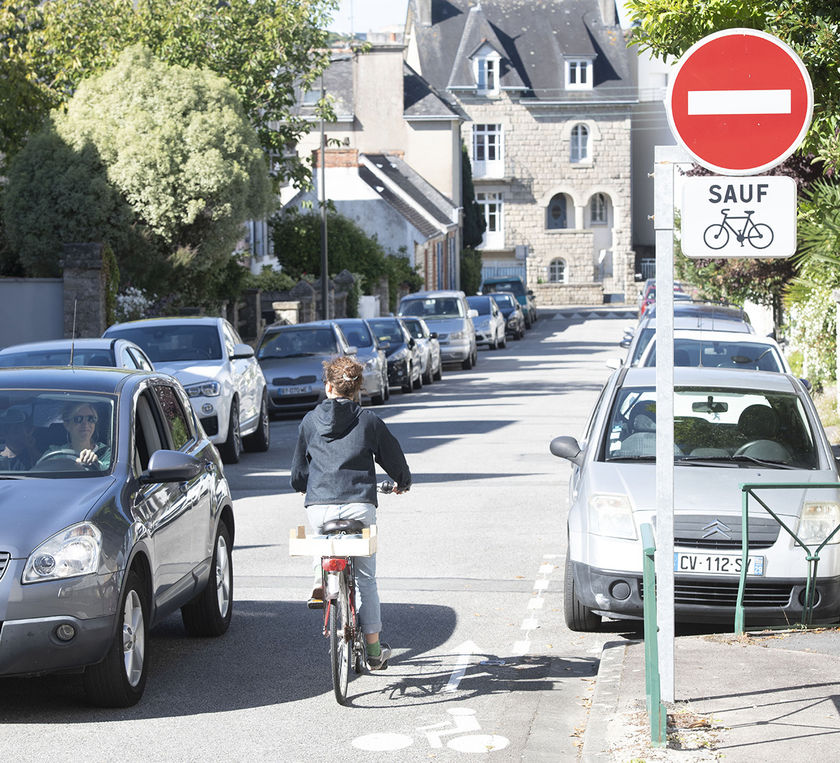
[290, 355, 411, 669]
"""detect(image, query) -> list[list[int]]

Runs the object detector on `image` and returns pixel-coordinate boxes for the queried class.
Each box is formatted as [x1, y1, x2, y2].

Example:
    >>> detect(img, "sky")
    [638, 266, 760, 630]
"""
[328, 0, 410, 34]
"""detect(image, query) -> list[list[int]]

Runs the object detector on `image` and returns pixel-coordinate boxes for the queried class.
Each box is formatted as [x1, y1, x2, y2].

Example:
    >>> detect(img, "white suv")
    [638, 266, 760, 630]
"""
[104, 317, 269, 462]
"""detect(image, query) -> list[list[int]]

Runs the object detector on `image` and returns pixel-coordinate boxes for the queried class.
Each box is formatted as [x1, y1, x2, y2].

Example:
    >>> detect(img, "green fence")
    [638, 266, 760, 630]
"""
[641, 522, 667, 747]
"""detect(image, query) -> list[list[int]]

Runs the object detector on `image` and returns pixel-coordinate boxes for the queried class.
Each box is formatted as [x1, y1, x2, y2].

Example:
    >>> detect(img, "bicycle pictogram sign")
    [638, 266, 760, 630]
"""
[703, 208, 774, 250]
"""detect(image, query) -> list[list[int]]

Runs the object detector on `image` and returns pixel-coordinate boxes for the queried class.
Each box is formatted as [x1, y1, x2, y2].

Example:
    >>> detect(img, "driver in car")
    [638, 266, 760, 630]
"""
[0, 408, 39, 470]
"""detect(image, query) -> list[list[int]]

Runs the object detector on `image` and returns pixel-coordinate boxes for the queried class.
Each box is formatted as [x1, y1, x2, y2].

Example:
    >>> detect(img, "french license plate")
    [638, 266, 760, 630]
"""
[674, 552, 765, 576]
[279, 385, 311, 395]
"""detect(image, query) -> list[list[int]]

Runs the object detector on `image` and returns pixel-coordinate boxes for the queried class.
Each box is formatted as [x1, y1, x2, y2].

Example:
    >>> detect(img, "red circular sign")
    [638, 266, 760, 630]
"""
[666, 29, 813, 175]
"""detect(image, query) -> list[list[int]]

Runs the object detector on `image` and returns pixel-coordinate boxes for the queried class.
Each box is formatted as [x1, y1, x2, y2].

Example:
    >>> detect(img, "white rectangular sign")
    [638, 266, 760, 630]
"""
[681, 176, 797, 258]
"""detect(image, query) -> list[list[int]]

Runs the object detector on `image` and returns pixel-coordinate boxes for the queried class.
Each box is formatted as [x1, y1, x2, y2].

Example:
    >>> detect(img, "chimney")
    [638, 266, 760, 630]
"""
[417, 0, 432, 26]
[354, 42, 407, 153]
[598, 0, 617, 25]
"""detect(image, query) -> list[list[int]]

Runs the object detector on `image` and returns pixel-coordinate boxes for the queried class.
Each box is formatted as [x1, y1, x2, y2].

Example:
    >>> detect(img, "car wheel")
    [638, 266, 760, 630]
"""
[413, 364, 423, 390]
[371, 374, 386, 405]
[383, 374, 391, 401]
[433, 358, 443, 381]
[563, 556, 601, 632]
[243, 391, 270, 452]
[181, 522, 234, 637]
[83, 569, 149, 708]
[461, 353, 473, 370]
[218, 399, 241, 464]
[422, 360, 433, 385]
[499, 331, 507, 349]
[401, 364, 413, 393]
[524, 317, 532, 330]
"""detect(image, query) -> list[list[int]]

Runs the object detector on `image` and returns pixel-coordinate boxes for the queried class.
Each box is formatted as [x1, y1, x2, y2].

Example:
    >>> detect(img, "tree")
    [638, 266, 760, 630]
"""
[5, 45, 273, 306]
[0, 0, 338, 187]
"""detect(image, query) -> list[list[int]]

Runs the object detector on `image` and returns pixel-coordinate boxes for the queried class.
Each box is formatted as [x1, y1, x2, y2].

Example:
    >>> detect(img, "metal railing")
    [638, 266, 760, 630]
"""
[735, 482, 840, 634]
[641, 522, 667, 747]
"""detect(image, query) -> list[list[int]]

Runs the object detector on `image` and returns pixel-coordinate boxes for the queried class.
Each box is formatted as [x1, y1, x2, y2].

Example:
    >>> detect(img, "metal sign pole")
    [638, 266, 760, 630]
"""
[653, 144, 688, 703]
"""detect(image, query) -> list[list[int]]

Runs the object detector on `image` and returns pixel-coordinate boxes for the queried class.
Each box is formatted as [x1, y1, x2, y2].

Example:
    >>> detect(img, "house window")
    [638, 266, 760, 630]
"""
[474, 49, 501, 95]
[570, 124, 589, 163]
[472, 124, 504, 178]
[590, 193, 608, 225]
[302, 88, 320, 106]
[566, 59, 592, 90]
[546, 194, 569, 230]
[477, 192, 504, 249]
[549, 259, 567, 283]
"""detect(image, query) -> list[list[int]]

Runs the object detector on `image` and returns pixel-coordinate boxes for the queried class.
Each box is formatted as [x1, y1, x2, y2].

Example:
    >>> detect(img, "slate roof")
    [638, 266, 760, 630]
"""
[408, 0, 635, 103]
[359, 153, 458, 238]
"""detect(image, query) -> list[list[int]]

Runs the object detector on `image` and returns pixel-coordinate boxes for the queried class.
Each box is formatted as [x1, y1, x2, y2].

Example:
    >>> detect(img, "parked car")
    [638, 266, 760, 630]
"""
[466, 295, 507, 350]
[0, 338, 154, 371]
[333, 318, 389, 405]
[256, 321, 359, 414]
[486, 292, 526, 340]
[103, 317, 269, 463]
[637, 278, 690, 317]
[551, 366, 840, 630]
[0, 367, 234, 706]
[367, 317, 423, 393]
[398, 290, 478, 370]
[401, 316, 442, 384]
[480, 276, 537, 327]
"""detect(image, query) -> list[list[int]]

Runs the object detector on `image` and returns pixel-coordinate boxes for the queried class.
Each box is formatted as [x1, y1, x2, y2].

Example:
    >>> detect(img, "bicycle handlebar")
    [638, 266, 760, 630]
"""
[377, 480, 409, 494]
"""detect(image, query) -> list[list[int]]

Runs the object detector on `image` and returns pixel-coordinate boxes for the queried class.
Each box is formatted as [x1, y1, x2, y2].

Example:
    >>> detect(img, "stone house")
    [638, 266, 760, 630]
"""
[405, 0, 637, 303]
[282, 41, 465, 291]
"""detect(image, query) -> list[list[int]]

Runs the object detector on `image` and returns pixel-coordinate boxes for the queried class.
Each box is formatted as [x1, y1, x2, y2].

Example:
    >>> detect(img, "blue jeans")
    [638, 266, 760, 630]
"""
[305, 502, 381, 635]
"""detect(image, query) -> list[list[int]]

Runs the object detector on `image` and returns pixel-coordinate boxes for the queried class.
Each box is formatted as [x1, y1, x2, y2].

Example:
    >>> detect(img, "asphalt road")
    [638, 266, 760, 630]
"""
[0, 307, 644, 761]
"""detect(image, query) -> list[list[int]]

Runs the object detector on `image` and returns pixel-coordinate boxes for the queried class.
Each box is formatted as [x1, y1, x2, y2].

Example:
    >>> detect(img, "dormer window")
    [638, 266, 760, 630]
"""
[566, 59, 593, 90]
[474, 46, 501, 95]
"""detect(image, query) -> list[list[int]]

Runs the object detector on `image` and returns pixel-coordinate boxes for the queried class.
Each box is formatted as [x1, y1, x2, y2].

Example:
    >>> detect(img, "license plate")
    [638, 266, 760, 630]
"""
[674, 552, 765, 576]
[279, 385, 311, 395]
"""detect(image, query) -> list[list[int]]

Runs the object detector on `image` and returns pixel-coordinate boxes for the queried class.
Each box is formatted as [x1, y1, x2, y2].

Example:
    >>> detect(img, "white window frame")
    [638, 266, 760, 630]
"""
[472, 124, 504, 178]
[549, 258, 567, 284]
[570, 124, 589, 163]
[475, 52, 501, 95]
[477, 192, 504, 250]
[590, 193, 608, 225]
[566, 59, 593, 90]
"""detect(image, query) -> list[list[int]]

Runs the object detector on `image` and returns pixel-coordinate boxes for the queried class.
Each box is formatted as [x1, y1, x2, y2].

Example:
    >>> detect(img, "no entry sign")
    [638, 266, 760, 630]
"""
[666, 29, 813, 175]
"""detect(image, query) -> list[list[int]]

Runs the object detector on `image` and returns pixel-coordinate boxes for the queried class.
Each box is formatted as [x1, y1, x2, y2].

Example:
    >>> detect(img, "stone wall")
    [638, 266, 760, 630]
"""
[534, 283, 604, 306]
[62, 243, 107, 338]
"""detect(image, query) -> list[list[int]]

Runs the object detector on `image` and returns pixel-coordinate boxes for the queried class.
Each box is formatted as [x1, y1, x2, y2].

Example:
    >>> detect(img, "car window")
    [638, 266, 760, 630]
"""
[128, 347, 154, 371]
[484, 280, 525, 297]
[258, 328, 338, 358]
[108, 325, 223, 362]
[403, 320, 425, 339]
[222, 323, 237, 357]
[467, 297, 491, 315]
[152, 384, 193, 450]
[602, 385, 818, 468]
[400, 297, 464, 319]
[0, 349, 114, 367]
[368, 320, 404, 344]
[134, 391, 164, 474]
[629, 328, 654, 365]
[339, 323, 373, 348]
[644, 339, 784, 372]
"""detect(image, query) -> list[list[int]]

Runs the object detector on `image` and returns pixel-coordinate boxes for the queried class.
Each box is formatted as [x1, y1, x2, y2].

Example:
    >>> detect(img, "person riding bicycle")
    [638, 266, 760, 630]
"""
[290, 355, 411, 670]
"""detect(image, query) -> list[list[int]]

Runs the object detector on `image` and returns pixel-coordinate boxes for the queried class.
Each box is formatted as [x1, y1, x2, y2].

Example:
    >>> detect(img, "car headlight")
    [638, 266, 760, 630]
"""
[185, 380, 221, 397]
[23, 522, 102, 583]
[390, 347, 409, 362]
[588, 494, 637, 539]
[449, 330, 466, 340]
[798, 502, 840, 545]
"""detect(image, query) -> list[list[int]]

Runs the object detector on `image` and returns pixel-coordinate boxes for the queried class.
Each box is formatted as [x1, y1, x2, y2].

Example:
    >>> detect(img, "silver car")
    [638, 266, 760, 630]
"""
[466, 295, 507, 350]
[398, 290, 478, 370]
[551, 367, 840, 630]
[401, 316, 442, 385]
[0, 367, 234, 706]
[0, 337, 155, 371]
[333, 318, 389, 405]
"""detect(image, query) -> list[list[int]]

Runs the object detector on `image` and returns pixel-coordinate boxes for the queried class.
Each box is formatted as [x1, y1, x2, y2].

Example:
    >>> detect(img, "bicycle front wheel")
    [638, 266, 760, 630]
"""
[748, 223, 774, 249]
[329, 572, 352, 704]
[703, 223, 729, 250]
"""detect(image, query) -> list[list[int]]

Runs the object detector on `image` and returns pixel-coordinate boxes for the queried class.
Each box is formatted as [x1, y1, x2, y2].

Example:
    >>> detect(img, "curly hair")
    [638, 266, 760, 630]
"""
[323, 356, 364, 398]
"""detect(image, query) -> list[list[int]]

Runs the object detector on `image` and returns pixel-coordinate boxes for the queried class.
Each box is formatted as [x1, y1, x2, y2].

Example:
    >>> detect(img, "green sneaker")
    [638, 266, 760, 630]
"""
[367, 642, 391, 670]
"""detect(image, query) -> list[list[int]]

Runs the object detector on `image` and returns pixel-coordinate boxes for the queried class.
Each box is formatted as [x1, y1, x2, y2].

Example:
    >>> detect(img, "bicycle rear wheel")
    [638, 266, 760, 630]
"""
[329, 572, 352, 704]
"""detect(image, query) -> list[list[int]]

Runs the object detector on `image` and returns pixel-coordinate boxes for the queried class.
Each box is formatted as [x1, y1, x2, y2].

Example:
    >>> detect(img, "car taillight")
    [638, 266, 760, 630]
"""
[322, 558, 347, 572]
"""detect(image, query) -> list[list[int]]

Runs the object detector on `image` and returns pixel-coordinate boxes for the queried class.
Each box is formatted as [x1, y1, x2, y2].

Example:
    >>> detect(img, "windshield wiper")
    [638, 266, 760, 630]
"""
[607, 455, 656, 462]
[729, 454, 799, 469]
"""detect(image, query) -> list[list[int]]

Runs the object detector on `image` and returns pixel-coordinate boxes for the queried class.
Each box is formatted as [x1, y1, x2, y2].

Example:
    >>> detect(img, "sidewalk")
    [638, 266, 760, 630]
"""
[582, 627, 840, 761]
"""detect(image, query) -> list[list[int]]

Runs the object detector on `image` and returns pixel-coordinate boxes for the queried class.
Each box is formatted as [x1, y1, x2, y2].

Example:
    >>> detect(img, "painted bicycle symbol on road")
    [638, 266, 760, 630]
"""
[703, 208, 774, 250]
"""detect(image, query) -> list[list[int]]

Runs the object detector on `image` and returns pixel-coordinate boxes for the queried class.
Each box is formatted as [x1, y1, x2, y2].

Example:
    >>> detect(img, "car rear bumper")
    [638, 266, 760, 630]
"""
[571, 560, 840, 625]
[267, 385, 324, 413]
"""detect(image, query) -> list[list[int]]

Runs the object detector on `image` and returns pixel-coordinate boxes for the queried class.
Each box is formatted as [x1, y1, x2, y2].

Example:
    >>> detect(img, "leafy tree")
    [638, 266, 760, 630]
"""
[460, 249, 483, 296]
[461, 142, 486, 249]
[0, 0, 338, 187]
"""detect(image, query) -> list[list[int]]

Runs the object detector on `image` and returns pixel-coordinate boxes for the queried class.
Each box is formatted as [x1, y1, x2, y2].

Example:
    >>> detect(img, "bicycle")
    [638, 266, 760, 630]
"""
[317, 480, 398, 705]
[703, 208, 774, 250]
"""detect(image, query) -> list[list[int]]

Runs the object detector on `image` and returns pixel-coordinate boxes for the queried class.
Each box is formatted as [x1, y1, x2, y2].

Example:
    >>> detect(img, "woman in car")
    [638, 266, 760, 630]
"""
[290, 356, 411, 669]
[41, 401, 111, 470]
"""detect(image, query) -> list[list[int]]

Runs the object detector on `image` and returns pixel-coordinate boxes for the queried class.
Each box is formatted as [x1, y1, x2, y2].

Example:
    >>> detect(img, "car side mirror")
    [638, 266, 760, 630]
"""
[139, 450, 203, 484]
[429, 332, 438, 339]
[550, 436, 584, 466]
[231, 342, 255, 360]
[527, 289, 534, 296]
[408, 338, 416, 348]
[799, 377, 813, 393]
[468, 309, 479, 318]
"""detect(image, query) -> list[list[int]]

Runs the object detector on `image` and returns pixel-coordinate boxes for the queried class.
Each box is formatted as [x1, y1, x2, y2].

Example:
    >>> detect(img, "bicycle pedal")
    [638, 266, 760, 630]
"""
[307, 597, 325, 610]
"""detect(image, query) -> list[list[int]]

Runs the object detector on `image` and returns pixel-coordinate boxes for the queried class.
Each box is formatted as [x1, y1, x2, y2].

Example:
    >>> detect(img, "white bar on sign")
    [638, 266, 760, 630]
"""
[687, 89, 791, 116]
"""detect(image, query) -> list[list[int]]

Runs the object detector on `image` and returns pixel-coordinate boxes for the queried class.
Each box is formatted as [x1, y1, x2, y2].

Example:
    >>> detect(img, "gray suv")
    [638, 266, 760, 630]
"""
[398, 290, 478, 370]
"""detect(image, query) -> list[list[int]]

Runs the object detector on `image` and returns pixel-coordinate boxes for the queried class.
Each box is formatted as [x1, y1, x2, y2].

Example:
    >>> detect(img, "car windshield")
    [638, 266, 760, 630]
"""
[485, 280, 525, 297]
[402, 320, 425, 339]
[258, 328, 337, 358]
[0, 349, 115, 367]
[0, 391, 116, 477]
[108, 325, 222, 362]
[337, 323, 373, 348]
[467, 297, 491, 315]
[491, 294, 515, 309]
[644, 339, 784, 372]
[368, 320, 404, 344]
[400, 297, 464, 319]
[602, 386, 818, 469]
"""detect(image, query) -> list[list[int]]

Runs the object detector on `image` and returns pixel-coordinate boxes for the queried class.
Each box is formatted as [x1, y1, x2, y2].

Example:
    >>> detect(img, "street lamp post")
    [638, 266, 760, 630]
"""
[319, 73, 329, 320]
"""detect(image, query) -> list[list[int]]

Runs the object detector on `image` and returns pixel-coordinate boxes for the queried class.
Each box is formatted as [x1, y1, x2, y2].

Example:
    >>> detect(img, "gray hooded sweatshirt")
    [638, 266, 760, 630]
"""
[290, 398, 411, 506]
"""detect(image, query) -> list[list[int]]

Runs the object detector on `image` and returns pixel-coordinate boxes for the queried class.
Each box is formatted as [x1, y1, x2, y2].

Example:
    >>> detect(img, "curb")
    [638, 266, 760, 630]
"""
[581, 640, 629, 762]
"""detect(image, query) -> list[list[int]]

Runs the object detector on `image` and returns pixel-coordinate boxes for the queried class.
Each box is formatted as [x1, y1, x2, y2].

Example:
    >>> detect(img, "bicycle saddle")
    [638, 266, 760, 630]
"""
[321, 518, 365, 535]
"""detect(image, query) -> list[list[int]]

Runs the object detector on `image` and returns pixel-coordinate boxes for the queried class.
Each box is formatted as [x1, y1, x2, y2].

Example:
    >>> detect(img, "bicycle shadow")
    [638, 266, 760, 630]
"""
[0, 600, 457, 721]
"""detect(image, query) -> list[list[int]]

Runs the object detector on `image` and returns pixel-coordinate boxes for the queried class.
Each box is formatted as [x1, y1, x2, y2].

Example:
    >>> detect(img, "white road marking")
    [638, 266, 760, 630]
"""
[511, 640, 530, 657]
[687, 89, 791, 115]
[521, 617, 539, 631]
[352, 732, 414, 751]
[448, 735, 510, 753]
[527, 596, 544, 610]
[539, 563, 554, 574]
[533, 578, 549, 591]
[443, 640, 480, 693]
